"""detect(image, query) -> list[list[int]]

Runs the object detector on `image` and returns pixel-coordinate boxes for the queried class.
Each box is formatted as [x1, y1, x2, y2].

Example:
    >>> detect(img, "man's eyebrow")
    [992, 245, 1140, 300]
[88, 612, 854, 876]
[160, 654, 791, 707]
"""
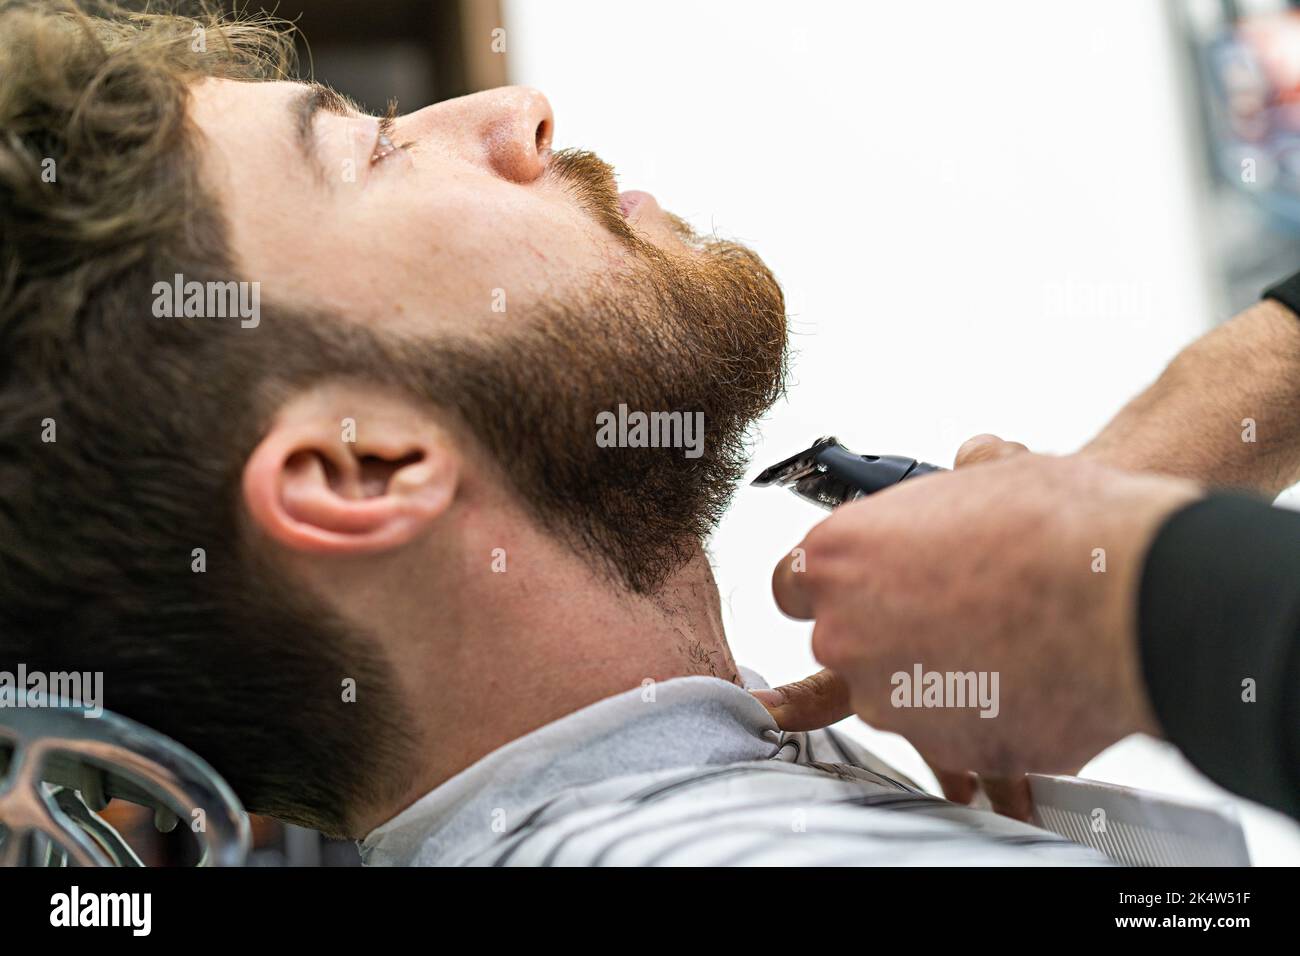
[293, 82, 363, 181]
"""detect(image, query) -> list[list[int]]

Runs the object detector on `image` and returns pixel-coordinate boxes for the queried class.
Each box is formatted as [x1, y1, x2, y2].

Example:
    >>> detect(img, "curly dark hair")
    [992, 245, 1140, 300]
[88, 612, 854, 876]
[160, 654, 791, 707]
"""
[0, 0, 414, 837]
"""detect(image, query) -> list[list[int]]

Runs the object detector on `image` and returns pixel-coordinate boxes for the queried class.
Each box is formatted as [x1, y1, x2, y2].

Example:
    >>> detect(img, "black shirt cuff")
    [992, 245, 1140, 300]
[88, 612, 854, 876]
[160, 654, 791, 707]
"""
[1139, 494, 1300, 818]
[1262, 271, 1300, 317]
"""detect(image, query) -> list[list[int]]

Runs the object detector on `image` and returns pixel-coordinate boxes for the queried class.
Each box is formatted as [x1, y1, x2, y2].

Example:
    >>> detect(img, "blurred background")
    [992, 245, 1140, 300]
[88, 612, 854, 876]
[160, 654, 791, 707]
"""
[111, 0, 1300, 864]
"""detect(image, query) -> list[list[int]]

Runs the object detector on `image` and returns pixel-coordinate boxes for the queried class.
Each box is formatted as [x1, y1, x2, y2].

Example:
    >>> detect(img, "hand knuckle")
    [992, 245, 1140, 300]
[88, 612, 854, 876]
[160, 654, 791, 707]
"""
[810, 619, 845, 668]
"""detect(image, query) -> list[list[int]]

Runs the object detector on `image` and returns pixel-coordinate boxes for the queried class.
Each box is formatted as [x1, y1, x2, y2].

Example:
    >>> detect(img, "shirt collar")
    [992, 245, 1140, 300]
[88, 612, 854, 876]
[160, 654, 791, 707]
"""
[360, 671, 779, 866]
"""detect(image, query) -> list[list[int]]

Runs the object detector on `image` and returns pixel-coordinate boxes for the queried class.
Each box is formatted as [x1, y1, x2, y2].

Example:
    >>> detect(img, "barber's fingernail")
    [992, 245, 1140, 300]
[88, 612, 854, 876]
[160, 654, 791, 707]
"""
[749, 689, 782, 708]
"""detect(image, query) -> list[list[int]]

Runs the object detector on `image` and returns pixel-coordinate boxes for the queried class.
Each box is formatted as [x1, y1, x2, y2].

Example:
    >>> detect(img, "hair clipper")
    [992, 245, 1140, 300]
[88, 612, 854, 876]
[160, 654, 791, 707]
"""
[750, 436, 945, 510]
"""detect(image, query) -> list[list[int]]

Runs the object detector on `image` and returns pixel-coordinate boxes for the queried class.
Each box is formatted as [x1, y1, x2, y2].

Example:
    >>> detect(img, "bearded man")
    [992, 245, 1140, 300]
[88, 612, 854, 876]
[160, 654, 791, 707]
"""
[0, 1, 1103, 865]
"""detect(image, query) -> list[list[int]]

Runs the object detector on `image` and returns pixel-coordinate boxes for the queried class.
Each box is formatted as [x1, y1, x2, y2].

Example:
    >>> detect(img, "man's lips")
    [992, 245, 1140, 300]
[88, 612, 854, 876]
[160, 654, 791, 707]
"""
[619, 190, 657, 218]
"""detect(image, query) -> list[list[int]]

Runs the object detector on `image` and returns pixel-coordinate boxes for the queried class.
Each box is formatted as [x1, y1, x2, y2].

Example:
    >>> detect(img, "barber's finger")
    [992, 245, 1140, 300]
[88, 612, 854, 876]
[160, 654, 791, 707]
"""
[750, 669, 853, 731]
[979, 774, 1035, 822]
[954, 433, 1030, 469]
[771, 545, 816, 620]
[933, 767, 980, 805]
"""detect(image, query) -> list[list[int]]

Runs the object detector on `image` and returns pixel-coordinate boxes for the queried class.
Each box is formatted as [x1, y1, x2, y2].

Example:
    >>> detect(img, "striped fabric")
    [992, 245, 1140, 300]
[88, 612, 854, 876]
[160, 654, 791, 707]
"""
[359, 672, 1106, 866]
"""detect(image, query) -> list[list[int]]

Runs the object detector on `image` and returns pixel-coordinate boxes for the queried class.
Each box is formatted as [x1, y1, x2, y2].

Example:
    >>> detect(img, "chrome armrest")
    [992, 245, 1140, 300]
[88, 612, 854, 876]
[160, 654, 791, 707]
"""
[0, 703, 250, 866]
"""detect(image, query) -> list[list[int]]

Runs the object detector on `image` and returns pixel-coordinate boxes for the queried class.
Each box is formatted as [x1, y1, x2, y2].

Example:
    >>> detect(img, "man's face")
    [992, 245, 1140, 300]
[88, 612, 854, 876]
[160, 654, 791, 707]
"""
[191, 79, 788, 591]
[191, 79, 690, 328]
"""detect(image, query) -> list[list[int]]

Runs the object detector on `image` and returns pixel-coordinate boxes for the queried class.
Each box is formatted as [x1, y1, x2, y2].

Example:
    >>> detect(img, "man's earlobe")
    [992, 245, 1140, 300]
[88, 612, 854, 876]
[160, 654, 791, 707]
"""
[242, 409, 458, 555]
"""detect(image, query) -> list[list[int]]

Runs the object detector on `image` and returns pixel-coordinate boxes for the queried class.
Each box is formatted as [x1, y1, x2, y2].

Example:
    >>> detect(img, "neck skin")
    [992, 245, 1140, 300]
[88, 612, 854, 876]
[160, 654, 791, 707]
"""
[300, 451, 740, 837]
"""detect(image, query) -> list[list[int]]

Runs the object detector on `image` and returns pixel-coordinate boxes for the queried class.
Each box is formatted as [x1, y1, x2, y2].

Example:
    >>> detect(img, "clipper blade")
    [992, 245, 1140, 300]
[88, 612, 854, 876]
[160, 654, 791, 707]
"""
[750, 436, 839, 488]
[750, 436, 849, 510]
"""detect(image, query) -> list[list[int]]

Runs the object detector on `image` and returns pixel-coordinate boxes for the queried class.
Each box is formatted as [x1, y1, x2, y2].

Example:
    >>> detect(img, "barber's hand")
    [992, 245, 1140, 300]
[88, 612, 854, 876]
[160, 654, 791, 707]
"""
[756, 437, 1031, 815]
[752, 435, 1201, 808]
[755, 437, 1041, 817]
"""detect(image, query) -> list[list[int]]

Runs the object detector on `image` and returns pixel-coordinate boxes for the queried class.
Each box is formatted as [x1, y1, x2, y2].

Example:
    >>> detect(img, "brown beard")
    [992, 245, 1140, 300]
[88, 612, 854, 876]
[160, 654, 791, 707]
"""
[385, 149, 789, 593]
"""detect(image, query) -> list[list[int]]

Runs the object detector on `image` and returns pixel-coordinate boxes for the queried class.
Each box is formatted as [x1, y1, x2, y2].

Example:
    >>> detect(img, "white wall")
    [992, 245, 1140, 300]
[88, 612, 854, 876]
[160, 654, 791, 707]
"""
[505, 0, 1300, 863]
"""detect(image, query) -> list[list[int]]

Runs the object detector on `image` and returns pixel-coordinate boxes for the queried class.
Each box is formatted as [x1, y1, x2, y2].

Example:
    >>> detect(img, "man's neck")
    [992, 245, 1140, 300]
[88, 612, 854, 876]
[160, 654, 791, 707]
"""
[356, 488, 738, 834]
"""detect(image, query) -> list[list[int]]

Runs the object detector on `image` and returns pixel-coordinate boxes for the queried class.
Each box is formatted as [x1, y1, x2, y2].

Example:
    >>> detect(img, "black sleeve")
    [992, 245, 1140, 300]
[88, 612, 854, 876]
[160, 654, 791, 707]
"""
[1262, 270, 1300, 317]
[1139, 494, 1300, 819]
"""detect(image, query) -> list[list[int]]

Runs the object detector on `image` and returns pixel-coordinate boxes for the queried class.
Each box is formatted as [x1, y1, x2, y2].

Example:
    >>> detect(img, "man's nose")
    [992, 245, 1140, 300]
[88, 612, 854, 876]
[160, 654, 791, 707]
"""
[458, 85, 554, 183]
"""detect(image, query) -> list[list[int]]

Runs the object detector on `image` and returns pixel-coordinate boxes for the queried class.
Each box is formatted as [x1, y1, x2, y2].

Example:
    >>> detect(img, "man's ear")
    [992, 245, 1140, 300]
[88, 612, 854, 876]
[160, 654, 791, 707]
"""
[242, 384, 459, 555]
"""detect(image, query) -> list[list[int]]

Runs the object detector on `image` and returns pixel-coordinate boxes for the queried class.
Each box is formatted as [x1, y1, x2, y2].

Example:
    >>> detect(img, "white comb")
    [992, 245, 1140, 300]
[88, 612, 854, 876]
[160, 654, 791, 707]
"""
[1027, 774, 1250, 867]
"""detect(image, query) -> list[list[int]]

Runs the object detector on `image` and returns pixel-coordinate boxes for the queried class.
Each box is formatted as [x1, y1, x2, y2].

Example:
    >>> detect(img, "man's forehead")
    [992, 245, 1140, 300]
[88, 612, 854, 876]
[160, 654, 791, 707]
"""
[185, 79, 322, 287]
[192, 78, 364, 182]
[191, 76, 301, 115]
[187, 80, 292, 193]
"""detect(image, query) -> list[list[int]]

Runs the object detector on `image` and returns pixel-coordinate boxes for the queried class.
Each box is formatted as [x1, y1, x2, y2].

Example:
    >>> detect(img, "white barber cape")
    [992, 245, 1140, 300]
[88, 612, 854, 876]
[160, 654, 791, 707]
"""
[359, 669, 1106, 866]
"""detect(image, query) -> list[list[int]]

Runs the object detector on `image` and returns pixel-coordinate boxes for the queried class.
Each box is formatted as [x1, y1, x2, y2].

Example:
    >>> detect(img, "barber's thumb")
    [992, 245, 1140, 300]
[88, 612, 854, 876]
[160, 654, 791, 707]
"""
[954, 433, 1030, 469]
[751, 669, 853, 731]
